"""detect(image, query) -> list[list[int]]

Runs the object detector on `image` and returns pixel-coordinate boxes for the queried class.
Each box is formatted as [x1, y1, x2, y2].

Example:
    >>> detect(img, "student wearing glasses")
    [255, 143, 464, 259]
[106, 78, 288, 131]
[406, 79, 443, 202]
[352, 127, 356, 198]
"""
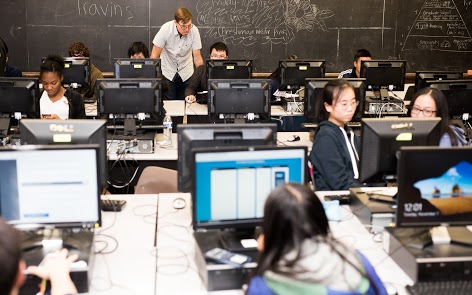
[184, 42, 228, 104]
[310, 79, 361, 191]
[150, 7, 203, 100]
[408, 87, 467, 147]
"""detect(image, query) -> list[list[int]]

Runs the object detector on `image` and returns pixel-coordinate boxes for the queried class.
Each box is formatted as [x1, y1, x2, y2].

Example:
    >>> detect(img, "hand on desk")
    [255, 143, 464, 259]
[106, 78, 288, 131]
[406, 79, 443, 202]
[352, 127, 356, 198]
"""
[41, 114, 60, 119]
[185, 95, 196, 104]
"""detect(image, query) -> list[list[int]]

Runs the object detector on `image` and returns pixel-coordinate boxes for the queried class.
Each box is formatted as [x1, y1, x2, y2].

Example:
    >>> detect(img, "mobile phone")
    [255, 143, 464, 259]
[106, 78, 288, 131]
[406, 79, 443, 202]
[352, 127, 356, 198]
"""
[204, 248, 251, 267]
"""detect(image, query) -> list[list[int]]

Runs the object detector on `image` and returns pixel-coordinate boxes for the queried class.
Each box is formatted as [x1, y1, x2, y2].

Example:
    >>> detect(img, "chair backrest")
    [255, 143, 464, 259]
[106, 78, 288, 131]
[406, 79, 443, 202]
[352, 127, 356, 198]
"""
[135, 166, 178, 194]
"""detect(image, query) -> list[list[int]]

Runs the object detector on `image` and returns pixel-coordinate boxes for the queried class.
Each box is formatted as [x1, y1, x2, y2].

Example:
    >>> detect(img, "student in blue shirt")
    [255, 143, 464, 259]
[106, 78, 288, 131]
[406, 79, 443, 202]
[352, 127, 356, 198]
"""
[408, 87, 467, 147]
[338, 49, 371, 79]
[247, 183, 387, 295]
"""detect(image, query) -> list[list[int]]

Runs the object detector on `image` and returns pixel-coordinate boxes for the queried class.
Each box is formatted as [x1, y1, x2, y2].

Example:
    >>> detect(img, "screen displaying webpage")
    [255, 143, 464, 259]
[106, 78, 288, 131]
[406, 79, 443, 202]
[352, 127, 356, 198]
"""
[194, 148, 305, 224]
[0, 148, 99, 226]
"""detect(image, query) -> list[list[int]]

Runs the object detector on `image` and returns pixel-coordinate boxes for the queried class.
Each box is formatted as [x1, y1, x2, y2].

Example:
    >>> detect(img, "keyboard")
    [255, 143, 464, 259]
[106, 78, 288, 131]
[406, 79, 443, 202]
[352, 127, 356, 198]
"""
[107, 124, 165, 130]
[301, 122, 361, 129]
[406, 280, 472, 295]
[101, 199, 127, 212]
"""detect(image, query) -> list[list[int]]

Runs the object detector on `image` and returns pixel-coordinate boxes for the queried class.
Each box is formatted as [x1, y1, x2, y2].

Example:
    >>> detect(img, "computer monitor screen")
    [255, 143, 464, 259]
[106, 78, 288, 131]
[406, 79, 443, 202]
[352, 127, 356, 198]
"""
[359, 117, 441, 183]
[177, 123, 278, 192]
[20, 119, 108, 190]
[414, 71, 463, 92]
[0, 145, 100, 228]
[304, 78, 366, 122]
[428, 80, 472, 117]
[360, 60, 406, 98]
[208, 79, 270, 123]
[192, 146, 307, 231]
[279, 59, 325, 88]
[114, 58, 161, 78]
[42, 57, 91, 89]
[396, 146, 472, 228]
[206, 59, 252, 80]
[0, 77, 40, 116]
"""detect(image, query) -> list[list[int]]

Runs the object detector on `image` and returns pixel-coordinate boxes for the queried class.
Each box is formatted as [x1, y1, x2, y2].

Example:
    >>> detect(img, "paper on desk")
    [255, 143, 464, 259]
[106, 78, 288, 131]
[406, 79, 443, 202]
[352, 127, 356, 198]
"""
[359, 187, 398, 196]
[197, 91, 208, 94]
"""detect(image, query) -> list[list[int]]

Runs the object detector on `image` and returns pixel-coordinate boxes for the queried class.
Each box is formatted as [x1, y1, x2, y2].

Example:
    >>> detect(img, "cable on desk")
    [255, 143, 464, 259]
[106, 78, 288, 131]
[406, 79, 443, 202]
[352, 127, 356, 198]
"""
[132, 204, 158, 225]
[94, 233, 119, 254]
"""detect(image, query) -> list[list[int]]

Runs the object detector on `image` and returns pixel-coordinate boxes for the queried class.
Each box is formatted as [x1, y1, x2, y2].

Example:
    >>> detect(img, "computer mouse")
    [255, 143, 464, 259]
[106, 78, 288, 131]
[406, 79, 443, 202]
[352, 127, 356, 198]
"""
[287, 135, 300, 142]
[173, 198, 186, 209]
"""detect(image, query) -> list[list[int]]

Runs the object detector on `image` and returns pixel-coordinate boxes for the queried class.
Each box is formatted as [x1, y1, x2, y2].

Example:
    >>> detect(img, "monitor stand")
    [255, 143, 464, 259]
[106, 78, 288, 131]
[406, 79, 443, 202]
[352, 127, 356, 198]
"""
[0, 117, 10, 136]
[404, 226, 472, 250]
[219, 228, 260, 252]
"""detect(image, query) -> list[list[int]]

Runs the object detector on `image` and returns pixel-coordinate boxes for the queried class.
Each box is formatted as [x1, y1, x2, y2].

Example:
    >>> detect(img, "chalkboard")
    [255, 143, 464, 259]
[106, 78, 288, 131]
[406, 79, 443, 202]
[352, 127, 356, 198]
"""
[1, 0, 472, 73]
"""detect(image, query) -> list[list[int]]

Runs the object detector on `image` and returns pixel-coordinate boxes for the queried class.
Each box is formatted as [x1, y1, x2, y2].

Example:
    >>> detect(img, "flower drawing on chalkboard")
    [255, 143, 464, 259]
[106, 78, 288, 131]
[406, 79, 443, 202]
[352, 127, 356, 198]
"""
[285, 0, 334, 32]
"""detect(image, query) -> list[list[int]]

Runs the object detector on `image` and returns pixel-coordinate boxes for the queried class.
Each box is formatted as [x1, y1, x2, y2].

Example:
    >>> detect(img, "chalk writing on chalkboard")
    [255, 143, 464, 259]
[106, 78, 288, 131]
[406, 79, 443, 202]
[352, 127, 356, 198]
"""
[196, 0, 334, 51]
[402, 0, 472, 52]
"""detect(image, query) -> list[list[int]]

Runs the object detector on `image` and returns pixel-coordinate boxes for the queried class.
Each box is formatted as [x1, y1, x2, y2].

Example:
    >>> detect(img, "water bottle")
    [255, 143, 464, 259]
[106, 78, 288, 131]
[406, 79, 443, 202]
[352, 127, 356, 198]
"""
[163, 114, 172, 141]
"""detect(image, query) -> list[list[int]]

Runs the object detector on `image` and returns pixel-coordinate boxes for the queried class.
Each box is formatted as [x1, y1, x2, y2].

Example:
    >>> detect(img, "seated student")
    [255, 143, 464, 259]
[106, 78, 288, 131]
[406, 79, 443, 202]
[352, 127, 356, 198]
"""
[128, 41, 150, 58]
[184, 42, 228, 104]
[0, 217, 78, 295]
[0, 37, 22, 77]
[247, 183, 387, 295]
[408, 87, 467, 147]
[310, 79, 360, 191]
[338, 49, 372, 79]
[68, 41, 104, 101]
[39, 55, 86, 119]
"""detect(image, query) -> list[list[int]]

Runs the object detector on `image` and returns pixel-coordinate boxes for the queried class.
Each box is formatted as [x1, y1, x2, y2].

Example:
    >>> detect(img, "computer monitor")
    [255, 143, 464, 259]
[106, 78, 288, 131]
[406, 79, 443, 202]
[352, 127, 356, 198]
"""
[192, 146, 307, 250]
[206, 59, 252, 80]
[396, 146, 472, 247]
[359, 117, 441, 184]
[114, 58, 161, 78]
[42, 57, 91, 90]
[428, 80, 472, 117]
[97, 78, 163, 134]
[0, 78, 40, 132]
[0, 145, 100, 229]
[20, 119, 108, 190]
[279, 59, 325, 89]
[304, 78, 366, 122]
[360, 59, 406, 100]
[208, 79, 271, 123]
[177, 123, 278, 192]
[414, 71, 463, 92]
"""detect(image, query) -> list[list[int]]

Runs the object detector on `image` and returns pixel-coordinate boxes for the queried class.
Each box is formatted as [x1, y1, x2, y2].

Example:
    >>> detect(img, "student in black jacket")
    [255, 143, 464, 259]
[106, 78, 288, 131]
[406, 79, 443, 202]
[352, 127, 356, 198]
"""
[184, 42, 228, 104]
[39, 55, 86, 119]
[310, 79, 361, 191]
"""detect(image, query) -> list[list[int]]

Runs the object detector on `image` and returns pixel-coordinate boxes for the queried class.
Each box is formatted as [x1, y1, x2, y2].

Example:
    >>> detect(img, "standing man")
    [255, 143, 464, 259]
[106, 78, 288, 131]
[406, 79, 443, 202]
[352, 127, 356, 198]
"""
[151, 7, 203, 100]
[185, 42, 228, 104]
[338, 49, 372, 79]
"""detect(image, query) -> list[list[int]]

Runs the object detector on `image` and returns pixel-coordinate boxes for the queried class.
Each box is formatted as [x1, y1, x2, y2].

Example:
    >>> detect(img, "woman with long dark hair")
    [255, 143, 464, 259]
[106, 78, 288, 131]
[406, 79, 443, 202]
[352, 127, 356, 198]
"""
[247, 184, 387, 294]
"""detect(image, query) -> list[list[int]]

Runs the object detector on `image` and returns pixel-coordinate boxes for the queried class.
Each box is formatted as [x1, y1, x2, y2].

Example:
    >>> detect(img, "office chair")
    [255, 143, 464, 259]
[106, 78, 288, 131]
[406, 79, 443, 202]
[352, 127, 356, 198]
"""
[135, 166, 178, 194]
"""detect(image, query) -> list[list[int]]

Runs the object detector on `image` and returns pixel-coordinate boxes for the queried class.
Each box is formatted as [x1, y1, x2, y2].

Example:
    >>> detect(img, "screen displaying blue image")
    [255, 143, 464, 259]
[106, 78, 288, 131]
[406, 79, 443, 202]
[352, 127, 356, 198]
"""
[193, 147, 306, 225]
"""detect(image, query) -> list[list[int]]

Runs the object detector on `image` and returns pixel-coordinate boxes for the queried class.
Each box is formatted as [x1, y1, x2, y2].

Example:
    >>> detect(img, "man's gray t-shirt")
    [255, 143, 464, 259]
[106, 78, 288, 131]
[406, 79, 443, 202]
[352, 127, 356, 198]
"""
[152, 20, 202, 82]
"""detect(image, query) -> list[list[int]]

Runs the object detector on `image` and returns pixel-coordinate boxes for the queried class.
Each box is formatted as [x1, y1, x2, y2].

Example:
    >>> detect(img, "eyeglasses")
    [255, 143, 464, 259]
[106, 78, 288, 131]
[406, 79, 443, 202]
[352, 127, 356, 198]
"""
[177, 22, 193, 30]
[335, 100, 359, 110]
[411, 105, 436, 117]
[210, 54, 227, 59]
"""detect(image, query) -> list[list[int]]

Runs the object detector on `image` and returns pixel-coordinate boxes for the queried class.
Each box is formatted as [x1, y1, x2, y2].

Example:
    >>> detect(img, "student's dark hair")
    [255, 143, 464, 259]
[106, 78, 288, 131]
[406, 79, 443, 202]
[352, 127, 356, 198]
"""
[254, 183, 330, 277]
[128, 41, 149, 58]
[408, 87, 458, 146]
[68, 41, 90, 57]
[209, 42, 229, 56]
[354, 49, 371, 62]
[315, 79, 357, 122]
[0, 218, 22, 294]
[174, 7, 192, 23]
[40, 54, 65, 77]
[0, 37, 8, 54]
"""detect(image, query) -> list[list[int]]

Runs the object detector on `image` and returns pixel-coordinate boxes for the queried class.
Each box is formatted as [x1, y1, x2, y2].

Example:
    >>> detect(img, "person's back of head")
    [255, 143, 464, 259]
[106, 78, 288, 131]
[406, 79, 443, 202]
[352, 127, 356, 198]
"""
[68, 42, 90, 58]
[256, 183, 329, 273]
[354, 49, 371, 62]
[174, 7, 192, 23]
[0, 218, 23, 295]
[316, 79, 356, 123]
[209, 42, 229, 57]
[128, 41, 150, 58]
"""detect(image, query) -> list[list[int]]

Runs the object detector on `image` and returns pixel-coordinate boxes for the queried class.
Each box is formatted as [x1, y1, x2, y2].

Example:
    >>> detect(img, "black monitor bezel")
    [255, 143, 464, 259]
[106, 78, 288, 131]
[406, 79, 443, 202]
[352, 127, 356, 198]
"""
[0, 77, 40, 116]
[360, 59, 406, 91]
[206, 59, 253, 80]
[41, 57, 91, 89]
[414, 71, 463, 92]
[279, 59, 325, 87]
[427, 79, 472, 117]
[113, 58, 161, 78]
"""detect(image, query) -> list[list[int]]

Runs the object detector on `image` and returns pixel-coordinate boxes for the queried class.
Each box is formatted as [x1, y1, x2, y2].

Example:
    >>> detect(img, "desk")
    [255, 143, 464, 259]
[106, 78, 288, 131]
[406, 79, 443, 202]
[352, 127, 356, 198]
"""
[85, 101, 186, 118]
[90, 194, 158, 294]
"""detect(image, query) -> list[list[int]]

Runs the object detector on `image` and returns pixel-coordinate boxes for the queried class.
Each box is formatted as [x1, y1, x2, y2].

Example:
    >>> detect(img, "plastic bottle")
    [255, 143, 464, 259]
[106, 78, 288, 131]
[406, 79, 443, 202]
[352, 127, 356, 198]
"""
[163, 114, 172, 141]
